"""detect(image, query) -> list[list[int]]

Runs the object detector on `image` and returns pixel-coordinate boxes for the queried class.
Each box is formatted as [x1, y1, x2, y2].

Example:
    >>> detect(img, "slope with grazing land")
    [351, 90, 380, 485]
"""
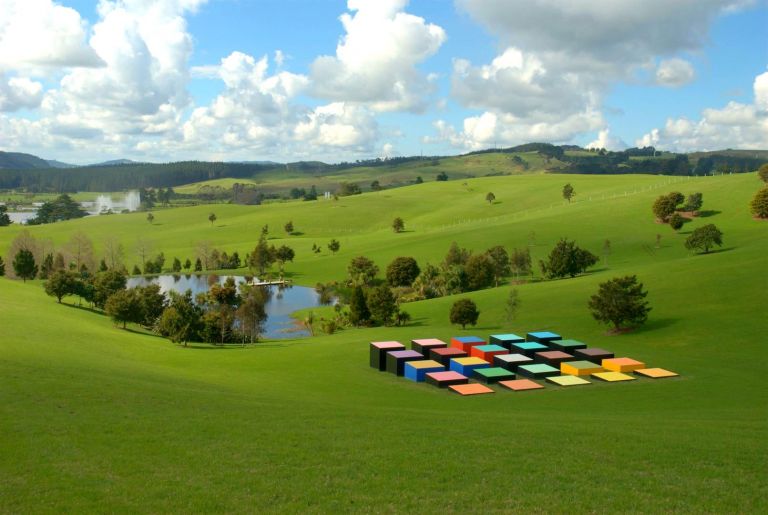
[1, 172, 766, 512]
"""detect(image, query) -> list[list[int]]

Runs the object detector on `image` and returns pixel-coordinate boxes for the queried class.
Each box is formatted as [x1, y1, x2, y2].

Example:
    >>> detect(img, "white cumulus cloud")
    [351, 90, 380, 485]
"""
[0, 74, 44, 111]
[637, 71, 768, 151]
[310, 0, 446, 112]
[655, 58, 696, 87]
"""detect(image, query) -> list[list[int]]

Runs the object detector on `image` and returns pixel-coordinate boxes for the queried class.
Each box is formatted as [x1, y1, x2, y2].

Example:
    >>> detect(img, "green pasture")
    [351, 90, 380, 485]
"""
[1, 172, 766, 512]
[173, 151, 557, 196]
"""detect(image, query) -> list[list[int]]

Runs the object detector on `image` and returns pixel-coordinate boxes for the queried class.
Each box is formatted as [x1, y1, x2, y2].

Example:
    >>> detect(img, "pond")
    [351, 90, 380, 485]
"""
[126, 275, 323, 339]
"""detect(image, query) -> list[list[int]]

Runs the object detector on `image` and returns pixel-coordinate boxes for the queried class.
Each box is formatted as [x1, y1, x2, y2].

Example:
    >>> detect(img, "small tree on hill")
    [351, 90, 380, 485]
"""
[450, 298, 479, 329]
[485, 192, 496, 205]
[146, 212, 154, 224]
[510, 247, 532, 279]
[44, 270, 79, 303]
[274, 245, 295, 275]
[669, 213, 685, 232]
[758, 163, 768, 183]
[392, 217, 405, 233]
[12, 249, 37, 282]
[652, 193, 682, 222]
[505, 288, 520, 324]
[172, 257, 182, 272]
[539, 239, 598, 279]
[563, 183, 575, 203]
[284, 221, 294, 235]
[348, 286, 370, 326]
[465, 253, 495, 291]
[0, 205, 11, 226]
[683, 193, 703, 213]
[208, 212, 217, 225]
[348, 256, 379, 287]
[327, 239, 340, 255]
[485, 245, 510, 286]
[588, 275, 651, 332]
[105, 289, 143, 329]
[444, 241, 470, 267]
[750, 186, 768, 218]
[367, 285, 397, 326]
[685, 224, 723, 254]
[386, 256, 420, 287]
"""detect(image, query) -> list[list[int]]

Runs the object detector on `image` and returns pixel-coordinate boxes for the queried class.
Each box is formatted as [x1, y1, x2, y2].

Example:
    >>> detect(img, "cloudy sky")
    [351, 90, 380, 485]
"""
[0, 0, 766, 164]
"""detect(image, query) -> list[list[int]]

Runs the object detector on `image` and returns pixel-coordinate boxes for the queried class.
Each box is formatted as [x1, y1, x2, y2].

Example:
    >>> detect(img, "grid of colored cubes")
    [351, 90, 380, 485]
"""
[602, 357, 646, 372]
[411, 338, 447, 355]
[450, 336, 486, 353]
[526, 331, 562, 343]
[470, 344, 508, 362]
[548, 339, 588, 352]
[449, 356, 490, 376]
[575, 347, 614, 364]
[494, 353, 533, 371]
[561, 360, 604, 376]
[425, 371, 469, 388]
[517, 363, 561, 379]
[489, 333, 525, 350]
[534, 350, 574, 366]
[369, 341, 405, 371]
[511, 341, 549, 357]
[370, 332, 677, 395]
[430, 347, 467, 367]
[472, 367, 515, 384]
[386, 350, 423, 376]
[404, 360, 445, 382]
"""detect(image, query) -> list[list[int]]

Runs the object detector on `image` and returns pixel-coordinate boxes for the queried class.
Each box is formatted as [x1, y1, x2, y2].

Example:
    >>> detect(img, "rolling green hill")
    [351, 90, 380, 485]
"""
[1, 172, 766, 512]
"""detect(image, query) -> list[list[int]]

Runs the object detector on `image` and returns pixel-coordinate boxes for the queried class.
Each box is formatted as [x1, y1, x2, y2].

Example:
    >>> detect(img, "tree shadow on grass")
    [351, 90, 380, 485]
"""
[697, 210, 721, 218]
[694, 246, 736, 255]
[60, 302, 102, 316]
[633, 318, 679, 334]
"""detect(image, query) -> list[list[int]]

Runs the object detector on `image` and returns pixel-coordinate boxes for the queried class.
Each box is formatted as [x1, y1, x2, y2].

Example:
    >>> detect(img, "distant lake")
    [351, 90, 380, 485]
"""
[126, 274, 323, 339]
[7, 211, 37, 224]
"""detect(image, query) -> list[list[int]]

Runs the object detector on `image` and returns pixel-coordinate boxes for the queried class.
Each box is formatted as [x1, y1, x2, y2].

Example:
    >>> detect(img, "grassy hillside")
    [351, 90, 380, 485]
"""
[173, 151, 559, 196]
[1, 173, 766, 512]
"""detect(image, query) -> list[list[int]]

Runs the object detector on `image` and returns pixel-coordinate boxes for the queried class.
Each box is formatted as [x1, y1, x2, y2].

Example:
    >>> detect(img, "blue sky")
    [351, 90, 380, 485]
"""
[0, 0, 766, 163]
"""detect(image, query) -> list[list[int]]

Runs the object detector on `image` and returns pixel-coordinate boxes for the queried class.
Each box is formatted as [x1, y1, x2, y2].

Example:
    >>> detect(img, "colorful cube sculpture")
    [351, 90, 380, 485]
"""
[430, 347, 468, 367]
[499, 379, 544, 391]
[472, 367, 516, 384]
[602, 357, 646, 373]
[404, 360, 445, 382]
[525, 331, 562, 344]
[386, 350, 423, 376]
[592, 371, 636, 382]
[470, 344, 508, 363]
[517, 363, 561, 379]
[370, 341, 406, 370]
[449, 356, 490, 377]
[548, 339, 588, 352]
[546, 375, 591, 387]
[634, 368, 679, 379]
[574, 347, 614, 364]
[489, 333, 525, 350]
[511, 341, 549, 357]
[560, 360, 604, 376]
[425, 371, 469, 388]
[449, 383, 494, 396]
[450, 336, 486, 353]
[533, 350, 574, 366]
[411, 338, 448, 355]
[494, 353, 534, 371]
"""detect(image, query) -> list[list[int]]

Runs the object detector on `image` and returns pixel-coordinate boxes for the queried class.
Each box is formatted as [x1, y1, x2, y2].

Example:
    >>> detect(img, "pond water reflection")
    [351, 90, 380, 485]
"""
[126, 274, 321, 339]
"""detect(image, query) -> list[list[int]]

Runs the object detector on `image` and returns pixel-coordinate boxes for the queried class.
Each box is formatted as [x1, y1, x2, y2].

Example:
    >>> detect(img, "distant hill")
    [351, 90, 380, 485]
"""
[87, 159, 145, 167]
[0, 151, 52, 169]
[45, 159, 76, 169]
